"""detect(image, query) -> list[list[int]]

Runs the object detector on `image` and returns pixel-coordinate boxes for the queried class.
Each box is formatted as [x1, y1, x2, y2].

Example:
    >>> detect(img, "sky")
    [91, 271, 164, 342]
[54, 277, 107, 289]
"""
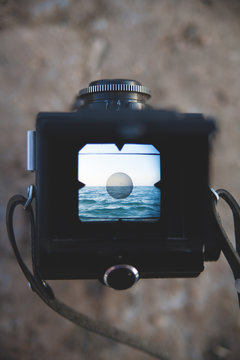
[78, 144, 160, 186]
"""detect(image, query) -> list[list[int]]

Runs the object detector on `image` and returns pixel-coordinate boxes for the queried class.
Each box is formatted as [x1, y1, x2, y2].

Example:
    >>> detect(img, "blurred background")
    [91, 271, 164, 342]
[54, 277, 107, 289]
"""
[1, 0, 240, 359]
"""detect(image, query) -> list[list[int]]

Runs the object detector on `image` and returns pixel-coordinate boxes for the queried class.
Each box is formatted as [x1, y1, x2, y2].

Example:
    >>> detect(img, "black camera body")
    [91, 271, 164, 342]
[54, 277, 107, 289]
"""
[29, 79, 220, 290]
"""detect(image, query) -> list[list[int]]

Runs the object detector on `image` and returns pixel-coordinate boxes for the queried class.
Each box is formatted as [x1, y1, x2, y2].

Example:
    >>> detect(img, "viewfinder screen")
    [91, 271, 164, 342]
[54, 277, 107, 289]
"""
[78, 144, 161, 222]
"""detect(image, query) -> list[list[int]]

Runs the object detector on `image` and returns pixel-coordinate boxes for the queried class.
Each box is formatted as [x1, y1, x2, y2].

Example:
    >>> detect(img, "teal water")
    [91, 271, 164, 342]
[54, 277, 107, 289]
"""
[78, 186, 160, 221]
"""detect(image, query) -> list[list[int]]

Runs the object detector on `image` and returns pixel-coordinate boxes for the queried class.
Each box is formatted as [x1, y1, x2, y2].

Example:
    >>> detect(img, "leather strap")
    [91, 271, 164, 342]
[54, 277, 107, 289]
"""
[6, 189, 240, 358]
[212, 189, 240, 305]
[6, 194, 170, 360]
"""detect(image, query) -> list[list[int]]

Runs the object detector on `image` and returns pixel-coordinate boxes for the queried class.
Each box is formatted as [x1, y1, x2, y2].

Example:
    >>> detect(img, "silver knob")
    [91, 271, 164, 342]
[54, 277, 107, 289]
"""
[79, 79, 151, 98]
[103, 264, 139, 290]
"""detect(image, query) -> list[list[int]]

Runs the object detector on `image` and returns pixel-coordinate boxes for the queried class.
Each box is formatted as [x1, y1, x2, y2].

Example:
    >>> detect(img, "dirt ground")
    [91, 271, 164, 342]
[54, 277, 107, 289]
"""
[1, 0, 240, 359]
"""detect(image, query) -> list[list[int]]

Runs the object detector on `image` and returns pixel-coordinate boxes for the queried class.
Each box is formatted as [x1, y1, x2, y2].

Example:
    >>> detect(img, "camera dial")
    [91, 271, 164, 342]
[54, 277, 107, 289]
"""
[75, 79, 151, 110]
[103, 264, 139, 290]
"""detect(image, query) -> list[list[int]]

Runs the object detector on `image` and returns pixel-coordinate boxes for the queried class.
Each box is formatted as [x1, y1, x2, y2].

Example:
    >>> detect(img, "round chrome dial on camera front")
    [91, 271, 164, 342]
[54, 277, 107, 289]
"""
[103, 264, 139, 290]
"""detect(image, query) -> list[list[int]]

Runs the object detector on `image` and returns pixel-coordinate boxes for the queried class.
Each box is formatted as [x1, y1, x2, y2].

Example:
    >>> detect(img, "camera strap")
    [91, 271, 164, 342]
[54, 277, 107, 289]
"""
[5, 192, 170, 360]
[5, 188, 240, 359]
[211, 189, 240, 305]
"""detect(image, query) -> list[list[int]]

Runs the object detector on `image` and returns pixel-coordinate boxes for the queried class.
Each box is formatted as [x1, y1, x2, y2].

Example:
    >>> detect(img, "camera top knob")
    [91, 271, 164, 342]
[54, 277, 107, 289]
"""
[103, 264, 139, 290]
[79, 79, 151, 98]
[75, 79, 151, 110]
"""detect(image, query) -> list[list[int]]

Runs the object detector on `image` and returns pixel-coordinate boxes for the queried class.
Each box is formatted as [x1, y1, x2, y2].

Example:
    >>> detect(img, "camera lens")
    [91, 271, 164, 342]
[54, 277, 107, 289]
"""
[75, 79, 151, 110]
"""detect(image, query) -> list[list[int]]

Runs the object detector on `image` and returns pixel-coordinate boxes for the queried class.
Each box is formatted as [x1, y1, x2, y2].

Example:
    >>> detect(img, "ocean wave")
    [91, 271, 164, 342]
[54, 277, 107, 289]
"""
[79, 199, 96, 204]
[78, 186, 161, 220]
[83, 207, 128, 215]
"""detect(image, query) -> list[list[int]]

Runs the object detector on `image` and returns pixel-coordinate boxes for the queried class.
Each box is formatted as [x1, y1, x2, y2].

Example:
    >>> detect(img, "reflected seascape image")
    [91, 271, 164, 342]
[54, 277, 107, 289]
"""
[78, 143, 161, 221]
[78, 186, 161, 221]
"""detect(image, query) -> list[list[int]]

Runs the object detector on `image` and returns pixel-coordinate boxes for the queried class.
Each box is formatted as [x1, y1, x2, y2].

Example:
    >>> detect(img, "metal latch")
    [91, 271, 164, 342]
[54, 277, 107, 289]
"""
[27, 130, 36, 171]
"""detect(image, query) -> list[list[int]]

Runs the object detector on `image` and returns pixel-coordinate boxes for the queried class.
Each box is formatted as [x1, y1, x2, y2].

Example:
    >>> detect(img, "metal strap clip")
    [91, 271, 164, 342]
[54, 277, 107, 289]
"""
[24, 185, 35, 210]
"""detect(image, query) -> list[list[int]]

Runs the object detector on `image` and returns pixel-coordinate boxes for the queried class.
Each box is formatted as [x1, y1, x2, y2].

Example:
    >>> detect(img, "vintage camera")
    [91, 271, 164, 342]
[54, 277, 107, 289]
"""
[27, 79, 220, 290]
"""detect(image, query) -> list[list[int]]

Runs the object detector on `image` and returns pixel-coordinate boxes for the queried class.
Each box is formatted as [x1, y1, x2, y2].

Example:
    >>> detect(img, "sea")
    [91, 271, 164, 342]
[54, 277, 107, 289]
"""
[78, 186, 160, 221]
